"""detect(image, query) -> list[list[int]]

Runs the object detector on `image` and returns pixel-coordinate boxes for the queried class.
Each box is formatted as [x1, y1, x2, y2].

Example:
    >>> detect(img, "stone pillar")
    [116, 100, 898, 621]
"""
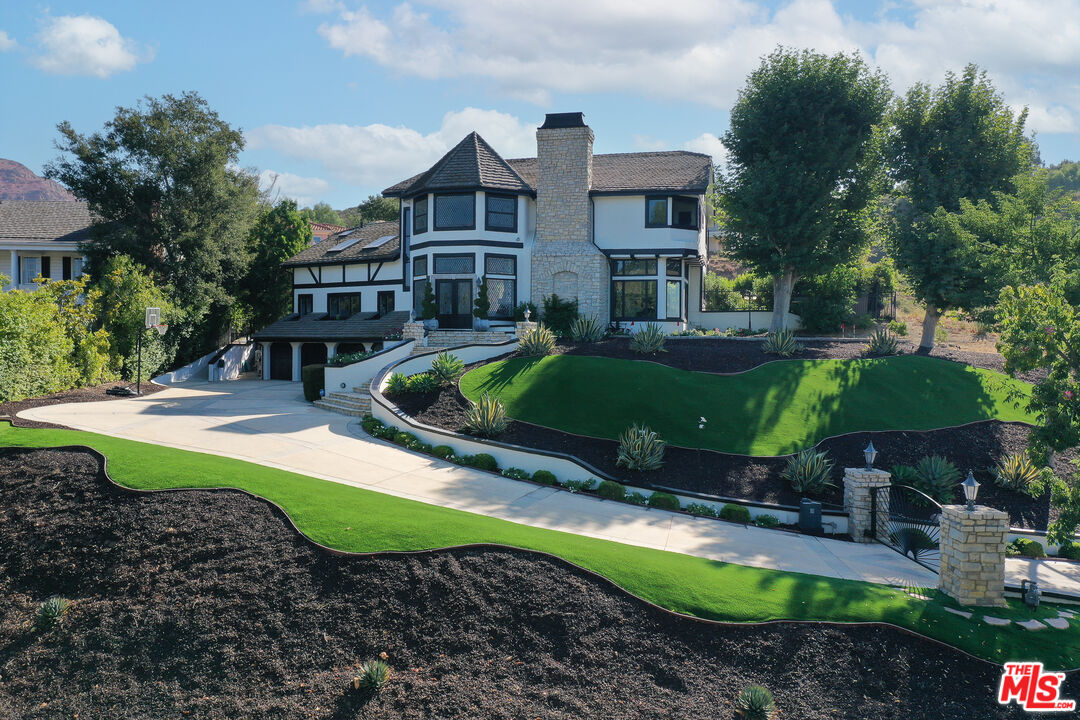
[290, 342, 302, 382]
[939, 505, 1008, 607]
[515, 320, 537, 337]
[403, 321, 425, 346]
[260, 343, 271, 380]
[843, 467, 891, 543]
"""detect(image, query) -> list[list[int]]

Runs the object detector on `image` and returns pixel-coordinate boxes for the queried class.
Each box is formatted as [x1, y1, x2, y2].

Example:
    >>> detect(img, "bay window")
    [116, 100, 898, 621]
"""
[434, 193, 475, 230]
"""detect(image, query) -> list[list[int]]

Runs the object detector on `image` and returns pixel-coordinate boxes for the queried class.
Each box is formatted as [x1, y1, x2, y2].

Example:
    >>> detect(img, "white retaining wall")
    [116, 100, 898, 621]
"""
[153, 347, 218, 384]
[208, 343, 255, 382]
[323, 340, 413, 391]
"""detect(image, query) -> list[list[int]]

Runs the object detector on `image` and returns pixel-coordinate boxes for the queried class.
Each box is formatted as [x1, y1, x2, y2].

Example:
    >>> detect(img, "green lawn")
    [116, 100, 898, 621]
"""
[1, 422, 1075, 668]
[460, 354, 1036, 455]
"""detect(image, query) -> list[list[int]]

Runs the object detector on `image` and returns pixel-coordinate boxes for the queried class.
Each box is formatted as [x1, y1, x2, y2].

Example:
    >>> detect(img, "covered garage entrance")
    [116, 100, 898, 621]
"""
[269, 342, 292, 380]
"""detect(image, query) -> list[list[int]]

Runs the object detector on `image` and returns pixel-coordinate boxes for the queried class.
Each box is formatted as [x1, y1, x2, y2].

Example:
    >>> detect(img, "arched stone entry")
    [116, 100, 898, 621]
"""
[300, 343, 327, 367]
[268, 342, 292, 380]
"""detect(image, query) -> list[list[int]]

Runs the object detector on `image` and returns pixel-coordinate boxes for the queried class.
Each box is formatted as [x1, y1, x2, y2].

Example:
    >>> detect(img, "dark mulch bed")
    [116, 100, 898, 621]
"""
[1, 448, 1066, 719]
[396, 390, 1071, 529]
[0, 380, 165, 430]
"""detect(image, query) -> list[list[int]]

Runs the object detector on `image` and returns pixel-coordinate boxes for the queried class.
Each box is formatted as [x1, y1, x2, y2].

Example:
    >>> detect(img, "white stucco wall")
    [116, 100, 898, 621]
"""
[593, 195, 703, 252]
[1, 247, 87, 291]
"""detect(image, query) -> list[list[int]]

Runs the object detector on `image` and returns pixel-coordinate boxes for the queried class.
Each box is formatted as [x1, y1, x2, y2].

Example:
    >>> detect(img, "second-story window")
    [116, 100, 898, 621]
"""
[326, 293, 362, 320]
[672, 196, 699, 229]
[485, 194, 517, 232]
[645, 196, 668, 227]
[434, 193, 475, 230]
[413, 196, 428, 235]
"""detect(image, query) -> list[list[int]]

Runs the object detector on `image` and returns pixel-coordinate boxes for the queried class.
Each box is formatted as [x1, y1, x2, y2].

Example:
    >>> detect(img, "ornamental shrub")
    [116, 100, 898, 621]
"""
[720, 503, 752, 524]
[992, 453, 1042, 495]
[754, 513, 781, 528]
[393, 431, 419, 448]
[865, 329, 899, 356]
[888, 319, 908, 336]
[569, 315, 606, 343]
[531, 470, 558, 485]
[385, 372, 409, 395]
[463, 394, 508, 437]
[513, 301, 538, 322]
[781, 449, 835, 495]
[736, 684, 777, 720]
[762, 329, 803, 357]
[1006, 538, 1046, 558]
[685, 502, 719, 518]
[406, 372, 439, 395]
[430, 352, 465, 387]
[647, 491, 680, 511]
[596, 480, 627, 501]
[518, 324, 557, 357]
[361, 416, 383, 434]
[501, 467, 530, 480]
[616, 423, 666, 471]
[890, 464, 919, 485]
[461, 453, 499, 472]
[431, 445, 455, 459]
[625, 491, 648, 506]
[35, 596, 71, 631]
[629, 323, 666, 354]
[420, 281, 436, 320]
[914, 455, 961, 504]
[472, 277, 491, 320]
[329, 350, 374, 367]
[301, 364, 325, 402]
[1056, 540, 1080, 561]
[354, 659, 391, 693]
[562, 478, 597, 493]
[541, 293, 579, 335]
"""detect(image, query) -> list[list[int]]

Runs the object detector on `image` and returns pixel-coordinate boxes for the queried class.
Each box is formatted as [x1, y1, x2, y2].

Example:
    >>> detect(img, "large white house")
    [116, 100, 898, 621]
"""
[254, 112, 717, 380]
[0, 201, 90, 291]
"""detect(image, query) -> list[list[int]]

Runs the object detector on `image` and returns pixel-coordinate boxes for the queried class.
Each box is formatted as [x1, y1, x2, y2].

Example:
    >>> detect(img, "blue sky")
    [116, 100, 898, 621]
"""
[1, 0, 1078, 208]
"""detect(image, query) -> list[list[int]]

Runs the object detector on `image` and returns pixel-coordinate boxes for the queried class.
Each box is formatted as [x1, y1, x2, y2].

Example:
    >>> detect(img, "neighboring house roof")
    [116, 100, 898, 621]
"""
[253, 310, 411, 342]
[383, 132, 535, 198]
[0, 200, 93, 243]
[284, 220, 400, 267]
[310, 221, 346, 235]
[505, 151, 712, 194]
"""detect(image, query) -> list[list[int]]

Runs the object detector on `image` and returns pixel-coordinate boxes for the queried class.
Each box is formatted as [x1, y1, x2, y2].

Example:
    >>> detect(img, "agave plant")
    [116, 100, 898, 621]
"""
[429, 351, 465, 387]
[385, 372, 409, 395]
[865, 329, 899, 356]
[569, 315, 606, 343]
[736, 685, 777, 720]
[354, 659, 391, 693]
[616, 423, 666, 471]
[761, 329, 803, 357]
[781, 449, 835, 494]
[464, 394, 508, 437]
[629, 323, 666, 354]
[992, 452, 1042, 494]
[914, 455, 961, 504]
[518, 324, 556, 357]
[35, 596, 71, 631]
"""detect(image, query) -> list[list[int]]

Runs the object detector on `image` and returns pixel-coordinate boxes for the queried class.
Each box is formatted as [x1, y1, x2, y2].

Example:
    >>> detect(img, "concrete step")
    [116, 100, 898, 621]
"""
[313, 399, 370, 417]
[352, 382, 371, 393]
[409, 346, 448, 356]
[325, 391, 371, 409]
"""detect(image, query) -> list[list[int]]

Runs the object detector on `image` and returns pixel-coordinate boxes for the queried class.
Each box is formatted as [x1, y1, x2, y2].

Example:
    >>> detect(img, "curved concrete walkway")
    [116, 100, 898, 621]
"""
[16, 378, 1031, 592]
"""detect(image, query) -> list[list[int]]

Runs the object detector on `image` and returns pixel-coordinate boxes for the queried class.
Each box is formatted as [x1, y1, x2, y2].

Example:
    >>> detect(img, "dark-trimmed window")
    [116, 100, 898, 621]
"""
[672, 196, 699, 229]
[434, 193, 475, 230]
[666, 281, 682, 319]
[645, 196, 668, 227]
[611, 258, 657, 276]
[666, 258, 682, 276]
[484, 254, 516, 319]
[613, 280, 657, 320]
[433, 254, 474, 274]
[413, 196, 428, 235]
[485, 193, 517, 232]
[326, 293, 361, 320]
[413, 255, 428, 277]
[296, 294, 313, 316]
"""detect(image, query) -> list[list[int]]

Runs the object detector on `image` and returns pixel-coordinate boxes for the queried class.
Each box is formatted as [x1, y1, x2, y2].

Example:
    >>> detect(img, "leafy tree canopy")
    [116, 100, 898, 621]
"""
[94, 255, 176, 381]
[45, 91, 261, 357]
[1046, 159, 1080, 200]
[340, 194, 398, 226]
[300, 202, 344, 226]
[243, 199, 312, 328]
[715, 47, 891, 331]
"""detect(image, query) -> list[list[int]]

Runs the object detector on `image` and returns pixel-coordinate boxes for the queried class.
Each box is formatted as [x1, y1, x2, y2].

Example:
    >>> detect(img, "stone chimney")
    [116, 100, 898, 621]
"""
[530, 112, 608, 321]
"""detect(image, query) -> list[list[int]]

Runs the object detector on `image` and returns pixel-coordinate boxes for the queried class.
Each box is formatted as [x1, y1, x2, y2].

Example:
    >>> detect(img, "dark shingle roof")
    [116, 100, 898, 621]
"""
[284, 220, 400, 267]
[506, 151, 712, 194]
[253, 310, 411, 342]
[0, 200, 93, 242]
[383, 132, 535, 198]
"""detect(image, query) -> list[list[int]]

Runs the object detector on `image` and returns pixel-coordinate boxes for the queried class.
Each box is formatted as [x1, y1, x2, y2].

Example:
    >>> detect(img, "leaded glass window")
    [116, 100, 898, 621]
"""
[434, 193, 475, 230]
[487, 278, 515, 319]
[611, 259, 657, 276]
[485, 194, 517, 232]
[433, 254, 475, 274]
[485, 254, 516, 276]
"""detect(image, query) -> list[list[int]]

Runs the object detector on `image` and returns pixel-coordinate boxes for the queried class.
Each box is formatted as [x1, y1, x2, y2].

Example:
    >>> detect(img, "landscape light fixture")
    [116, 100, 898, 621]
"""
[742, 289, 757, 332]
[863, 441, 877, 471]
[523, 308, 531, 321]
[963, 471, 980, 511]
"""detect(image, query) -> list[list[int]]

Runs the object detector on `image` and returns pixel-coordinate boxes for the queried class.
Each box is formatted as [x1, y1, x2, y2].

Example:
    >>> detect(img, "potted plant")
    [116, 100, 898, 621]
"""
[473, 276, 491, 331]
[421, 280, 438, 330]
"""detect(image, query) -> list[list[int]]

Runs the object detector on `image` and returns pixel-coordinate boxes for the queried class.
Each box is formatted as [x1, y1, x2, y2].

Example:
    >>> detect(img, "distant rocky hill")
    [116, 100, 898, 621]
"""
[0, 159, 76, 201]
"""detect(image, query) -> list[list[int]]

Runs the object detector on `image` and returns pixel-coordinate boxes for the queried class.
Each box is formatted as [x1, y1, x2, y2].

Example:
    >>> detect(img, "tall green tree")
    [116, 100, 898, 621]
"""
[34, 276, 115, 386]
[45, 91, 261, 358]
[0, 277, 77, 401]
[715, 48, 891, 332]
[886, 65, 1032, 349]
[243, 199, 312, 328]
[340, 194, 398, 226]
[1046, 160, 1080, 200]
[95, 255, 175, 381]
[300, 202, 344, 226]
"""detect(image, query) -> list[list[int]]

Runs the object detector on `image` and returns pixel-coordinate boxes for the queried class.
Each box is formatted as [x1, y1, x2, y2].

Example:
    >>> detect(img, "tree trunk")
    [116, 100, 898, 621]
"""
[920, 305, 942, 350]
[771, 269, 797, 333]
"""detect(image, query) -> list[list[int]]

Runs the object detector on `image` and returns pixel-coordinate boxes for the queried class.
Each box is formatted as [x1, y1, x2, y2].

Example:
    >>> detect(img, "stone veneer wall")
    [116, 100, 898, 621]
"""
[531, 124, 609, 322]
[939, 505, 1008, 607]
[842, 468, 892, 543]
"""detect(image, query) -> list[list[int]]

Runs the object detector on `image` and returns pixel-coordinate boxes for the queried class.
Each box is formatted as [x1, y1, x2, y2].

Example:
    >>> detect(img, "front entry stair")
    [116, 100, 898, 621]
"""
[313, 382, 372, 417]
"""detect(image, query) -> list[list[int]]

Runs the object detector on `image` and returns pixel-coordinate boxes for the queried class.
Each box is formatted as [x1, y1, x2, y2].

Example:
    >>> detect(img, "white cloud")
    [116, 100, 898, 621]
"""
[314, 0, 1080, 138]
[632, 134, 670, 151]
[683, 133, 728, 169]
[31, 15, 151, 78]
[258, 170, 332, 207]
[248, 108, 538, 188]
[0, 30, 16, 51]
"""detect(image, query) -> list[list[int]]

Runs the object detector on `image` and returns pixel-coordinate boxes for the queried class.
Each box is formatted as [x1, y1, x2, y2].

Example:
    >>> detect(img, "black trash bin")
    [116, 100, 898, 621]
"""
[799, 498, 822, 532]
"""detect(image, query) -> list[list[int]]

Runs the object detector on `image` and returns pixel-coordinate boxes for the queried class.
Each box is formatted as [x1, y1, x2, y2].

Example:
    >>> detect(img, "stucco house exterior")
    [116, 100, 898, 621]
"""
[254, 112, 740, 381]
[0, 200, 90, 292]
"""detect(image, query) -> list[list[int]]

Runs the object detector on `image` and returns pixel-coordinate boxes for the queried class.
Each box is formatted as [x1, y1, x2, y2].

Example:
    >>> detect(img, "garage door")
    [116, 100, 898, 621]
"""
[269, 343, 292, 380]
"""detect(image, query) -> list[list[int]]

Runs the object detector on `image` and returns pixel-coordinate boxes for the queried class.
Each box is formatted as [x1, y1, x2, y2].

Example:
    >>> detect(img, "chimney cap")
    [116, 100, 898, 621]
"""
[540, 112, 587, 129]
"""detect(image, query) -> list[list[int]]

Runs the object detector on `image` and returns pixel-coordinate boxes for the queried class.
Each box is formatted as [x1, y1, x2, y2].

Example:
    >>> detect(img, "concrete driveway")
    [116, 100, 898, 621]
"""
[17, 379, 964, 589]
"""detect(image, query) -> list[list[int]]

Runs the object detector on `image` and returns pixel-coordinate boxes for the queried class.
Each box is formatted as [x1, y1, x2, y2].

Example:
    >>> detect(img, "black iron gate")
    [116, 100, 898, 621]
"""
[871, 484, 942, 573]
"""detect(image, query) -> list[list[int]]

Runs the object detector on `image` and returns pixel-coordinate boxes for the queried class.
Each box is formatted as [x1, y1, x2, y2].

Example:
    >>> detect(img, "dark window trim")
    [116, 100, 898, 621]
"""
[483, 252, 517, 277]
[671, 195, 700, 230]
[665, 279, 683, 320]
[296, 293, 314, 316]
[610, 277, 659, 322]
[431, 252, 476, 275]
[484, 192, 518, 233]
[326, 292, 363, 320]
[645, 195, 668, 228]
[433, 192, 476, 231]
[376, 290, 395, 316]
[610, 257, 658, 277]
[62, 256, 72, 281]
[483, 273, 517, 320]
[411, 238, 522, 251]
[666, 258, 682, 277]
[413, 196, 428, 235]
[412, 255, 428, 278]
[292, 279, 405, 289]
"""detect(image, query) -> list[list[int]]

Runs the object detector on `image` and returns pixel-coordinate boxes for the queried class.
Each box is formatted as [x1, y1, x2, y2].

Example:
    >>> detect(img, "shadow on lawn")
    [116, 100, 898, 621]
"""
[466, 356, 543, 397]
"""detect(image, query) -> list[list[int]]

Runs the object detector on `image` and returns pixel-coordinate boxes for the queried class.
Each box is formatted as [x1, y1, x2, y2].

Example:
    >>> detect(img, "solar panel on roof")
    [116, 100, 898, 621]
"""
[327, 233, 363, 252]
[366, 234, 394, 249]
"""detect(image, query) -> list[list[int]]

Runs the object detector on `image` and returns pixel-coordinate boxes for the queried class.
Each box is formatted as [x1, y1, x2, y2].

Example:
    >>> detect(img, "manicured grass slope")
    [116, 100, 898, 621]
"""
[460, 355, 1036, 455]
[1, 423, 1074, 668]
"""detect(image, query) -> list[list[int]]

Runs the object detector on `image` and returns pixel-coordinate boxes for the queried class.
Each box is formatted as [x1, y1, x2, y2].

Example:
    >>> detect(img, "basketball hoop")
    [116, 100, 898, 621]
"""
[151, 324, 168, 336]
